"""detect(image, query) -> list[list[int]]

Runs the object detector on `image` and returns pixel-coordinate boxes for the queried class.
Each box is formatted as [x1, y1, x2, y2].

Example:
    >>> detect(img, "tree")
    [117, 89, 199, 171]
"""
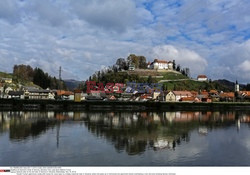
[127, 54, 139, 68]
[138, 56, 147, 69]
[246, 84, 250, 91]
[176, 64, 181, 72]
[116, 58, 127, 70]
[127, 54, 147, 69]
[13, 64, 34, 81]
[185, 68, 190, 77]
[173, 60, 176, 70]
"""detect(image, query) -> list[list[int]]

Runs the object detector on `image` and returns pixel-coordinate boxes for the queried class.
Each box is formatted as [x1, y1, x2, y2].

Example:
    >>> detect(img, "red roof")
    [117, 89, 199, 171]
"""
[220, 92, 235, 98]
[57, 90, 74, 96]
[180, 97, 196, 101]
[154, 59, 168, 64]
[241, 91, 250, 97]
[173, 91, 193, 96]
[197, 75, 207, 79]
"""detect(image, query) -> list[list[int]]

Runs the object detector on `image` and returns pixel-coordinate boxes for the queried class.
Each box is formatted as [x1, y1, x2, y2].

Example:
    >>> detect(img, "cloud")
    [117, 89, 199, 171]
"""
[208, 40, 250, 83]
[0, 0, 20, 23]
[151, 45, 208, 76]
[24, 0, 69, 27]
[0, 0, 250, 83]
[70, 0, 136, 32]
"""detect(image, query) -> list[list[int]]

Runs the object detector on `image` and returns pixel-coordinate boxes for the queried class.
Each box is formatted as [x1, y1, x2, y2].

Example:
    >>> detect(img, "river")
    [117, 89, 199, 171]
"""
[0, 111, 250, 166]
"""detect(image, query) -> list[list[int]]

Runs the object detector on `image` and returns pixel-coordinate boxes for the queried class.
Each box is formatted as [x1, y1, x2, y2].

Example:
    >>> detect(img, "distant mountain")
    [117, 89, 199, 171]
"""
[213, 79, 246, 91]
[64, 79, 83, 91]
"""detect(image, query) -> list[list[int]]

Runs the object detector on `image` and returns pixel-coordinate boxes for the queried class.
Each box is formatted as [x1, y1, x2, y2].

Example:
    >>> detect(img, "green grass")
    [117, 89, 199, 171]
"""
[0, 72, 13, 78]
[161, 80, 231, 91]
[160, 72, 188, 80]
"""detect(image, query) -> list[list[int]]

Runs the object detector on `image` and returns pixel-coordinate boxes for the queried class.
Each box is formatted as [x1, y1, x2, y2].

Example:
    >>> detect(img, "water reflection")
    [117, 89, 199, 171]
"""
[1, 111, 250, 155]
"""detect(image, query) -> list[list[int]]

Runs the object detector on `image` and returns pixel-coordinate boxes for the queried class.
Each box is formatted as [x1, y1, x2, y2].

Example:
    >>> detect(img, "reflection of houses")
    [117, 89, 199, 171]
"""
[153, 139, 174, 150]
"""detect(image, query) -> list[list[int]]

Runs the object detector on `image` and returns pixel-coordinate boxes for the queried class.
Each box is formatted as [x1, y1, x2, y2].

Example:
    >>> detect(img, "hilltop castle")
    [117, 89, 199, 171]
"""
[147, 59, 173, 70]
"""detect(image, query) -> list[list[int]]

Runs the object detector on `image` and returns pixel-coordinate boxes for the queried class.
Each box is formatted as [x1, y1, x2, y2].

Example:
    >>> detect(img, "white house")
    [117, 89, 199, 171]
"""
[165, 91, 193, 102]
[165, 91, 176, 102]
[197, 75, 208, 81]
[173, 91, 193, 101]
[149, 59, 173, 70]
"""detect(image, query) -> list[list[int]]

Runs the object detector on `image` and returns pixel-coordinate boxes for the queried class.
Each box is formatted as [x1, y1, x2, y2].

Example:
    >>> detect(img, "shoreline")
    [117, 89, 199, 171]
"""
[1, 99, 250, 111]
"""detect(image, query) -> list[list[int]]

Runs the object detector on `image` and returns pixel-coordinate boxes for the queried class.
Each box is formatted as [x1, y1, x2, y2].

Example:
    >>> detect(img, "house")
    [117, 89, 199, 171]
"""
[8, 91, 24, 99]
[197, 90, 211, 102]
[140, 94, 152, 101]
[25, 89, 53, 99]
[180, 96, 201, 102]
[197, 75, 208, 81]
[219, 92, 235, 102]
[1, 78, 12, 84]
[74, 89, 82, 102]
[4, 87, 13, 94]
[152, 91, 161, 100]
[149, 59, 173, 70]
[209, 90, 220, 102]
[240, 91, 250, 101]
[57, 90, 74, 100]
[173, 91, 193, 102]
[165, 91, 176, 102]
[128, 63, 135, 71]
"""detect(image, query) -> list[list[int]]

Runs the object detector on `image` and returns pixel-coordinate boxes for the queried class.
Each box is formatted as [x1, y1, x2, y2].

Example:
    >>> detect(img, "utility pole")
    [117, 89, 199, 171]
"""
[59, 66, 62, 81]
[57, 66, 63, 100]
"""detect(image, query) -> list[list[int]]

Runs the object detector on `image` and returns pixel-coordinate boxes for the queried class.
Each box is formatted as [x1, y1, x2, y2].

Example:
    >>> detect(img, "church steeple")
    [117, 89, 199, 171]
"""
[235, 80, 239, 92]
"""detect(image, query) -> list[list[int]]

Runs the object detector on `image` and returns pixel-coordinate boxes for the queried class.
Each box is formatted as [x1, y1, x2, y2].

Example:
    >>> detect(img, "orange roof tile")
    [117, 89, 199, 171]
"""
[197, 75, 207, 78]
[220, 92, 235, 98]
[57, 90, 74, 96]
[173, 91, 193, 96]
[154, 59, 168, 64]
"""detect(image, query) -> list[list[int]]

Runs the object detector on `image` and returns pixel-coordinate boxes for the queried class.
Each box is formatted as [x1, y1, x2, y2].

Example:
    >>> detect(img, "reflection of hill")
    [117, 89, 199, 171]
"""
[0, 112, 57, 141]
[0, 111, 87, 141]
[83, 111, 246, 155]
[83, 112, 191, 155]
[9, 119, 57, 140]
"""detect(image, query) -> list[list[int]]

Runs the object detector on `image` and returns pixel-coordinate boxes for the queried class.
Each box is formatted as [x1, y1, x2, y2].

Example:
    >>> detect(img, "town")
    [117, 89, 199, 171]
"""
[1, 56, 250, 103]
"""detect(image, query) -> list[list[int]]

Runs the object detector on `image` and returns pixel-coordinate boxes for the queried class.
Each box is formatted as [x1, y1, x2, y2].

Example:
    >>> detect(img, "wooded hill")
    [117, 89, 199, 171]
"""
[86, 54, 250, 92]
[9, 65, 67, 90]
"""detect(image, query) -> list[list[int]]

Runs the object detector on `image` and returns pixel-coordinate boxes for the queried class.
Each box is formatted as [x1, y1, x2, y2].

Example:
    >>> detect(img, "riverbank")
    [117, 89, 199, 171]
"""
[1, 99, 250, 111]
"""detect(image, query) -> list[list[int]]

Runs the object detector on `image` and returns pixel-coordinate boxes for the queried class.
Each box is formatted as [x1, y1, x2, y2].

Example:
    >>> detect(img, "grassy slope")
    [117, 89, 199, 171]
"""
[99, 70, 231, 91]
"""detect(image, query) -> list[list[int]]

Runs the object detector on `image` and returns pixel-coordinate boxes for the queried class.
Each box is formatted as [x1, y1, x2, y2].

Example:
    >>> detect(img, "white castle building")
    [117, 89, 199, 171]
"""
[147, 59, 173, 70]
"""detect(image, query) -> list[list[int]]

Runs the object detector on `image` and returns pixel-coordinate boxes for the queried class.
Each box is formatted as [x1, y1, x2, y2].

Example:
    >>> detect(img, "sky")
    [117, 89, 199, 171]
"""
[0, 0, 250, 83]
